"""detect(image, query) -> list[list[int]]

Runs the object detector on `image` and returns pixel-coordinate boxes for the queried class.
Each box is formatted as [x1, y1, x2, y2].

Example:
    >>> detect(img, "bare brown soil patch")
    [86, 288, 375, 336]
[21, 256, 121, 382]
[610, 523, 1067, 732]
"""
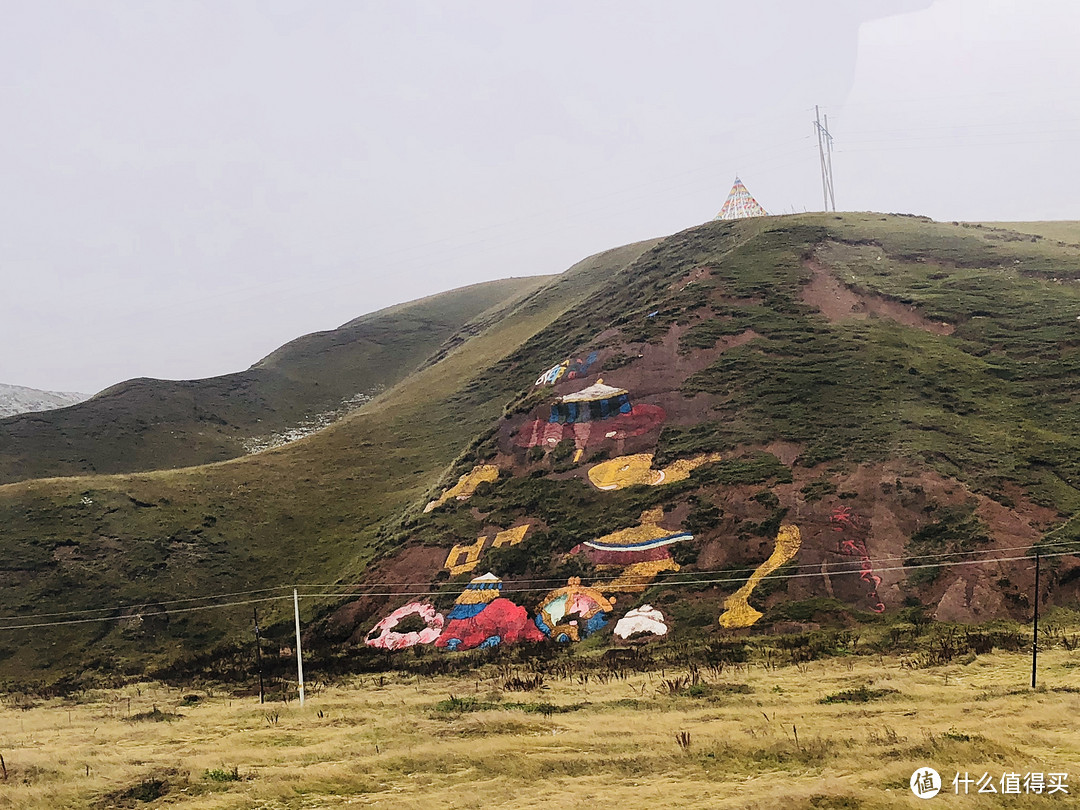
[586, 322, 752, 401]
[802, 259, 955, 336]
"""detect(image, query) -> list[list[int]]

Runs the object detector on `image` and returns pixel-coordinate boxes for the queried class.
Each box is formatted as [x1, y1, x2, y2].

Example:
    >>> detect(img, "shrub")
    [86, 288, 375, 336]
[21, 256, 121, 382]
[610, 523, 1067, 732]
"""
[204, 766, 241, 783]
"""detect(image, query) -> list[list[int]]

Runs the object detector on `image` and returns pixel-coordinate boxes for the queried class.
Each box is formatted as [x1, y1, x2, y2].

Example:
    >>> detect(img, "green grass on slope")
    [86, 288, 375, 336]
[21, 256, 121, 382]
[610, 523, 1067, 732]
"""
[0, 241, 659, 683]
[5, 213, 1080, 683]
[0, 277, 547, 485]
[807, 220, 1080, 508]
[979, 220, 1080, 246]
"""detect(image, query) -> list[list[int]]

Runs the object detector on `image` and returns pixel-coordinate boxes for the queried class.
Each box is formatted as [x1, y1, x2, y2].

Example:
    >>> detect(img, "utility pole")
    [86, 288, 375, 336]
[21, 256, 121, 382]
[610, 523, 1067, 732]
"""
[824, 112, 836, 210]
[253, 607, 265, 705]
[814, 105, 836, 212]
[1031, 553, 1041, 690]
[293, 588, 305, 707]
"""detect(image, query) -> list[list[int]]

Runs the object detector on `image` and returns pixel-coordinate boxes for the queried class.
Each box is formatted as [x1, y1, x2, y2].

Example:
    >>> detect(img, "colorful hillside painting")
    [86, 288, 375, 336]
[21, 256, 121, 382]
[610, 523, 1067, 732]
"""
[535, 351, 599, 386]
[435, 573, 545, 651]
[587, 452, 723, 490]
[424, 464, 499, 513]
[614, 604, 668, 640]
[569, 507, 690, 593]
[443, 525, 530, 576]
[534, 577, 616, 642]
[365, 602, 445, 650]
[718, 524, 801, 629]
[549, 380, 631, 423]
[515, 380, 666, 462]
[831, 507, 885, 613]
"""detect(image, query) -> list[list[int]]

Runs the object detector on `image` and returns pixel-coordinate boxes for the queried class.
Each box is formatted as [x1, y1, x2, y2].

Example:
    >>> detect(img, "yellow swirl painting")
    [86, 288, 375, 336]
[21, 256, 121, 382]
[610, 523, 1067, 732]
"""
[424, 465, 499, 513]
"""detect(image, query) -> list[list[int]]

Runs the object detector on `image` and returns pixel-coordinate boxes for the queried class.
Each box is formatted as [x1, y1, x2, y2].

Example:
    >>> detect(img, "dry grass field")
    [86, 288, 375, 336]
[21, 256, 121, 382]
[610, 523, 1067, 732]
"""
[2, 645, 1078, 809]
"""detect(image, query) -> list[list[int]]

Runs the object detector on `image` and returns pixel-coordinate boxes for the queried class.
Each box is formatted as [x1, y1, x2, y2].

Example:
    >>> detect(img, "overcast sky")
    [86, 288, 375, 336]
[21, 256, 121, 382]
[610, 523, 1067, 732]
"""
[3, 0, 1078, 395]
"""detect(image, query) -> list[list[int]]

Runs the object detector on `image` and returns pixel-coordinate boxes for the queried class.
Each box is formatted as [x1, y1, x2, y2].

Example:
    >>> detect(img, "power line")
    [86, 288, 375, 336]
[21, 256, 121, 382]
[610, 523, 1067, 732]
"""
[26, 103, 1072, 342]
[3, 538, 1078, 625]
[2, 545, 1077, 633]
[296, 550, 1077, 600]
[837, 136, 1080, 154]
[300, 537, 1080, 591]
[838, 119, 1080, 137]
[0, 595, 289, 632]
[298, 535, 1080, 591]
[4, 585, 297, 621]
[835, 88, 1080, 111]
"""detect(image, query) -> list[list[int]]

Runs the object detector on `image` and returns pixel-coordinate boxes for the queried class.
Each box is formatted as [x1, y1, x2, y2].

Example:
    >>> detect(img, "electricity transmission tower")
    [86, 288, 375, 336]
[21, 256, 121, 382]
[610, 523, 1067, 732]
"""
[814, 105, 836, 212]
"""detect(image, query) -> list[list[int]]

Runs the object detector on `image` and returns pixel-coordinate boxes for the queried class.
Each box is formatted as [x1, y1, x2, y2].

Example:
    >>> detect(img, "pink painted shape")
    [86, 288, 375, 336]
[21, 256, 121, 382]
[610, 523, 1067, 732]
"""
[365, 602, 445, 649]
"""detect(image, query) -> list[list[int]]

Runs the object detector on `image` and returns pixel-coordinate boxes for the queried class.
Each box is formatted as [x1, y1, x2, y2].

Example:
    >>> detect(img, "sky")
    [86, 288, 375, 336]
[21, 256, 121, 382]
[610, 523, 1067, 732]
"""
[2, 0, 1078, 395]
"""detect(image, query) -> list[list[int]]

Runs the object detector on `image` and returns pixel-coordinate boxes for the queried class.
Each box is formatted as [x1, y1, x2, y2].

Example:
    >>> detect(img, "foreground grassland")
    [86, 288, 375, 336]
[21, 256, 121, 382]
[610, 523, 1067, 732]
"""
[2, 648, 1079, 809]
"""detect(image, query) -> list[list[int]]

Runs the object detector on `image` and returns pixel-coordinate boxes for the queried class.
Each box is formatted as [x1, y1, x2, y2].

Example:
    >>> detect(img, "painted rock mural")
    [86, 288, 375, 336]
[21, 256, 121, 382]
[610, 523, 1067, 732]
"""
[535, 352, 599, 386]
[424, 464, 499, 513]
[515, 380, 666, 462]
[443, 524, 530, 577]
[534, 577, 616, 642]
[435, 573, 545, 651]
[831, 506, 885, 613]
[365, 602, 445, 650]
[569, 507, 690, 593]
[587, 452, 723, 490]
[614, 604, 668, 639]
[718, 524, 802, 629]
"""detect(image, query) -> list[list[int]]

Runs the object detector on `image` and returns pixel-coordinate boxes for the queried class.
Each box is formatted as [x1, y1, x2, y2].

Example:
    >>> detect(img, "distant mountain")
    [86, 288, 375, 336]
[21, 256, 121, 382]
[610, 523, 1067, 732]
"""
[0, 383, 86, 418]
[0, 277, 548, 484]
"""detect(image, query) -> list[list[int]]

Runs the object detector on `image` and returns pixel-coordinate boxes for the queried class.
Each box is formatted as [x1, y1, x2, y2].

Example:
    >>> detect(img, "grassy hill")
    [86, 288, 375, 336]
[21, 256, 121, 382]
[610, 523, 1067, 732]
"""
[0, 240, 657, 682]
[2, 214, 1080, 685]
[0, 277, 547, 484]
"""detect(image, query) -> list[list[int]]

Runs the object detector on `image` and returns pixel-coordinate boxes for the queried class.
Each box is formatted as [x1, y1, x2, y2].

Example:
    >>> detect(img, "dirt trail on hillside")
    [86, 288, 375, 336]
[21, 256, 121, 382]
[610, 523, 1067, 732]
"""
[802, 259, 955, 336]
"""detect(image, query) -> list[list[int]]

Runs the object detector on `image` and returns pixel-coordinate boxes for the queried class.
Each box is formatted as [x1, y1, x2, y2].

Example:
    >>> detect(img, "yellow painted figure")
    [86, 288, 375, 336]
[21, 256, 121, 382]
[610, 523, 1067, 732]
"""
[587, 453, 723, 491]
[424, 465, 499, 513]
[570, 507, 691, 593]
[444, 525, 529, 577]
[718, 524, 802, 628]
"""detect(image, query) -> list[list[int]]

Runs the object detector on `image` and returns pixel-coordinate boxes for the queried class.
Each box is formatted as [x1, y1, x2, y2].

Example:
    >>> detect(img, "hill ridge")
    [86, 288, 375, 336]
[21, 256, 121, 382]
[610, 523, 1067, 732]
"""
[0, 276, 546, 484]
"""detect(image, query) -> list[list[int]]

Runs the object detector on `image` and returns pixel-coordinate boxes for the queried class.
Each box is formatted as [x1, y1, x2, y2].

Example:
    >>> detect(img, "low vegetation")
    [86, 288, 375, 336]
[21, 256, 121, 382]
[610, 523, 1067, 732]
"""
[1, 641, 1078, 809]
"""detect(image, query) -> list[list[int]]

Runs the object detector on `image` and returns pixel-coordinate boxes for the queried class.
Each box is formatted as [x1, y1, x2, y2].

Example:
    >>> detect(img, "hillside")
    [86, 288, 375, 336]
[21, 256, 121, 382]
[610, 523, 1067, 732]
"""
[0, 383, 86, 418]
[0, 240, 656, 681]
[0, 277, 546, 484]
[2, 214, 1080, 683]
